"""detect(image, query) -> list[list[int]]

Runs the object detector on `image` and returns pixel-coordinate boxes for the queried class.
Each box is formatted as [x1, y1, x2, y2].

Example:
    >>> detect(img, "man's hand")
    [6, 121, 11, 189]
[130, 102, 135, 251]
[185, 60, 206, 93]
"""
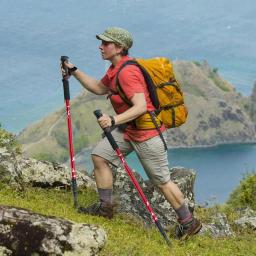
[98, 114, 114, 129]
[60, 60, 76, 77]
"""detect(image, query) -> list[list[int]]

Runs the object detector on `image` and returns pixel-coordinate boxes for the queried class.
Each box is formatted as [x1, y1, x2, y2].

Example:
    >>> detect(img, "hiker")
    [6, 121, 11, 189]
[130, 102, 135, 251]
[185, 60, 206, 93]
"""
[61, 27, 201, 239]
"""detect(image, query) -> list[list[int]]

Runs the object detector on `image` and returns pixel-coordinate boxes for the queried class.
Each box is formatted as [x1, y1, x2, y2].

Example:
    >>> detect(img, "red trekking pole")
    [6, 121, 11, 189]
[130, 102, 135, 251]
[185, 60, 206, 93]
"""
[60, 56, 78, 208]
[94, 110, 171, 246]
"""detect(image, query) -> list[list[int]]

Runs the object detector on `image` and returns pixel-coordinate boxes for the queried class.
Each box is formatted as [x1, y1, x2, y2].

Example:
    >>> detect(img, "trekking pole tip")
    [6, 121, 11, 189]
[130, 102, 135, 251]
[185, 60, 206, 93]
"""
[155, 219, 172, 246]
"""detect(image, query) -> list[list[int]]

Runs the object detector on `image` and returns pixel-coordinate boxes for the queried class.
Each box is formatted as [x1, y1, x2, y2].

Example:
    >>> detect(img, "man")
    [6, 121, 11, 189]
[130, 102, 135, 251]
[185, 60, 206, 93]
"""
[61, 27, 201, 239]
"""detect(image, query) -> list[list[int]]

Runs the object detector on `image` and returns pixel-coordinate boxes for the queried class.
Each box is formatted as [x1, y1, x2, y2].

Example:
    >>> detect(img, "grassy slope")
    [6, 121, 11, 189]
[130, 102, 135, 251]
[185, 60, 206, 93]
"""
[0, 184, 255, 256]
[18, 92, 114, 162]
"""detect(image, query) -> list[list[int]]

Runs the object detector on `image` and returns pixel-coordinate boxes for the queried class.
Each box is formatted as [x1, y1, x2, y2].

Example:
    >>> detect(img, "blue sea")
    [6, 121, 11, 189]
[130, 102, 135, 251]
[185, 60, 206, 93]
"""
[1, 0, 256, 204]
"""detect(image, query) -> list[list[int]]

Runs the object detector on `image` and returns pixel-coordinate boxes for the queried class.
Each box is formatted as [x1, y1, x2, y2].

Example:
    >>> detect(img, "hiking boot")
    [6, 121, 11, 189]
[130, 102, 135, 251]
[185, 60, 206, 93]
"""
[175, 217, 202, 240]
[78, 202, 114, 219]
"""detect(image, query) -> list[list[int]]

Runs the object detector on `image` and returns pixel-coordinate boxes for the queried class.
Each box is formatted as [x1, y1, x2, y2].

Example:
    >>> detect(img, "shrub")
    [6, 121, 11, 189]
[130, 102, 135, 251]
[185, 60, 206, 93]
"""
[0, 125, 22, 154]
[193, 61, 201, 67]
[227, 172, 256, 210]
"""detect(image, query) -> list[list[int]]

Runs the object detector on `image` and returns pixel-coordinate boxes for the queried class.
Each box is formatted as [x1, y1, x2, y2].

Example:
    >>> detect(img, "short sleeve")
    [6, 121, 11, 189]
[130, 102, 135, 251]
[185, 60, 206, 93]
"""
[118, 65, 145, 100]
[101, 74, 109, 87]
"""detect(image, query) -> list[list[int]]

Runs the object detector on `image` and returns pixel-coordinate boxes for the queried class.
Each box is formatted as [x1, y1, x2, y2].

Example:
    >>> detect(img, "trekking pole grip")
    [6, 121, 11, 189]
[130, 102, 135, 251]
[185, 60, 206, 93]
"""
[94, 110, 118, 150]
[60, 56, 70, 100]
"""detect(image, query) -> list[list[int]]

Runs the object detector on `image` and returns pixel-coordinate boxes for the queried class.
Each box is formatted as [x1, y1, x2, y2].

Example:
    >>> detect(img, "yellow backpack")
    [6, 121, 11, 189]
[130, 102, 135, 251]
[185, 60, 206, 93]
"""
[116, 57, 188, 130]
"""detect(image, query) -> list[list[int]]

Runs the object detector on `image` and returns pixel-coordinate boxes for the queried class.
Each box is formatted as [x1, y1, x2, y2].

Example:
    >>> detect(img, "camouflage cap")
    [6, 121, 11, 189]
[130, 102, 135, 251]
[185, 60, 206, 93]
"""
[96, 27, 133, 49]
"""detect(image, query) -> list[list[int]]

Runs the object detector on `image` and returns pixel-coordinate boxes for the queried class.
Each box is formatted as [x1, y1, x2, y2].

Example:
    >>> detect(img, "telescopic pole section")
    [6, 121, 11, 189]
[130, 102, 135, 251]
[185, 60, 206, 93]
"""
[93, 109, 171, 246]
[61, 56, 78, 208]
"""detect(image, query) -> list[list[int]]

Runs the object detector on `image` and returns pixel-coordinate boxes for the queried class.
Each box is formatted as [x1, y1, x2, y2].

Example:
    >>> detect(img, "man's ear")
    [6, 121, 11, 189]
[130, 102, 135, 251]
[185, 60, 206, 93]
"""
[115, 45, 124, 54]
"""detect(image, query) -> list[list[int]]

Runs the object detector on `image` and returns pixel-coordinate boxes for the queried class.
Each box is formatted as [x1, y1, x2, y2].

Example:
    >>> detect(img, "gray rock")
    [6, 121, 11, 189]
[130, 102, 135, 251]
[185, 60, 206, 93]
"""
[234, 207, 256, 230]
[0, 146, 96, 190]
[113, 166, 196, 228]
[0, 205, 106, 256]
[200, 212, 233, 237]
[237, 207, 256, 217]
[0, 246, 12, 256]
[235, 216, 256, 230]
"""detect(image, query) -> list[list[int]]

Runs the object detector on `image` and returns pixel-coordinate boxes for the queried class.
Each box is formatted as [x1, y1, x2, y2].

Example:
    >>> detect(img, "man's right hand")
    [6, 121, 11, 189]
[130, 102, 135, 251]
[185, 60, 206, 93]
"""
[60, 60, 76, 77]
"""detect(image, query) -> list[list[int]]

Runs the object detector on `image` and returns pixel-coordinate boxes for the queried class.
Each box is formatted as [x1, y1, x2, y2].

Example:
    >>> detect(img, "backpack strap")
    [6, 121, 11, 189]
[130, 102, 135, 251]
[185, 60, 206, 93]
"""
[148, 111, 168, 151]
[116, 60, 159, 108]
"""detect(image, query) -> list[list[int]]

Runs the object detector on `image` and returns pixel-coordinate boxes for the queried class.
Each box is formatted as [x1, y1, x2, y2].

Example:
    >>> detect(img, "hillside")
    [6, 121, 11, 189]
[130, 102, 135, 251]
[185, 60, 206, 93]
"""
[1, 127, 256, 255]
[18, 60, 256, 162]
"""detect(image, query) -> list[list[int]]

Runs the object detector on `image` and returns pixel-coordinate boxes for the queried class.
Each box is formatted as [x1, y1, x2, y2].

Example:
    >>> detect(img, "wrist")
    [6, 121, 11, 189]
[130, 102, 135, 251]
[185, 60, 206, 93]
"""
[109, 116, 115, 126]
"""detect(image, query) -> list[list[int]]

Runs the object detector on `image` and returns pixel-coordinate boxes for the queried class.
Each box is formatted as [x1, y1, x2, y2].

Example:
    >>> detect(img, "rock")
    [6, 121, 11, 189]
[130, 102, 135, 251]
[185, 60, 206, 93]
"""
[0, 246, 12, 256]
[235, 216, 256, 230]
[200, 212, 233, 237]
[234, 207, 256, 230]
[113, 166, 196, 228]
[0, 205, 106, 255]
[0, 147, 96, 190]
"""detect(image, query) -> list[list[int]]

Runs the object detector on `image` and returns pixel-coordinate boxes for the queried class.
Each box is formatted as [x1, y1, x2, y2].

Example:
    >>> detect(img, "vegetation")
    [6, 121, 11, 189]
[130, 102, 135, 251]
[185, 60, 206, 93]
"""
[208, 68, 232, 92]
[227, 172, 256, 211]
[0, 182, 255, 256]
[18, 95, 113, 163]
[0, 124, 21, 154]
[192, 61, 201, 67]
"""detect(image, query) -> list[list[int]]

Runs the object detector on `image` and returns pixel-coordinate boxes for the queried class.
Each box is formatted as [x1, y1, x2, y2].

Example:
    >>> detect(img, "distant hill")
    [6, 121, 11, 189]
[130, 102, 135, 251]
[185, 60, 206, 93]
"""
[17, 60, 256, 162]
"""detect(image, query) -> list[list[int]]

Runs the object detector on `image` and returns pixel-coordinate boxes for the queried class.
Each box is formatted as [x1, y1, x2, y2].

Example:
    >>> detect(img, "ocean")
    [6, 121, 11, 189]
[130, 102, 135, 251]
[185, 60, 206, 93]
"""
[1, 0, 256, 204]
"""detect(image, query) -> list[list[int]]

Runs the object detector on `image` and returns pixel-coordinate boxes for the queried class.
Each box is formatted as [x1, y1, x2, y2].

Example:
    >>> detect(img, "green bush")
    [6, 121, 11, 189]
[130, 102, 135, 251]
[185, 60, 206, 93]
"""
[0, 125, 22, 154]
[212, 67, 218, 73]
[193, 61, 201, 67]
[227, 173, 256, 210]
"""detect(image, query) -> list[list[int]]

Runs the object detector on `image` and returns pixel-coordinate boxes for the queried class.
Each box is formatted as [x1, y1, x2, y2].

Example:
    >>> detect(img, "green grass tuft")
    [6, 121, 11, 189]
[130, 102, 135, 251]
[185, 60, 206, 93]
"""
[227, 172, 256, 211]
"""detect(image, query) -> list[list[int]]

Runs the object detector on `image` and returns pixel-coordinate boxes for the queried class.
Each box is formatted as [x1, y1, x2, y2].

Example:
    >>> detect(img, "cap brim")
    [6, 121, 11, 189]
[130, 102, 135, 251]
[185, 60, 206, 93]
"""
[96, 34, 114, 42]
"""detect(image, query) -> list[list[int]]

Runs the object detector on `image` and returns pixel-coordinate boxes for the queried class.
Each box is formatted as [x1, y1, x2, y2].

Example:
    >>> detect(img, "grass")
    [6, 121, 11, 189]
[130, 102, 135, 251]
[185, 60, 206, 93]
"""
[0, 184, 255, 256]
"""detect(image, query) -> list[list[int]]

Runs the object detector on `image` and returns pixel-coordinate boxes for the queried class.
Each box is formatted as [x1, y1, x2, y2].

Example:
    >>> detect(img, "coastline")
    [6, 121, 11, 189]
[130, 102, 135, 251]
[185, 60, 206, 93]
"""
[80, 140, 256, 152]
[167, 140, 256, 150]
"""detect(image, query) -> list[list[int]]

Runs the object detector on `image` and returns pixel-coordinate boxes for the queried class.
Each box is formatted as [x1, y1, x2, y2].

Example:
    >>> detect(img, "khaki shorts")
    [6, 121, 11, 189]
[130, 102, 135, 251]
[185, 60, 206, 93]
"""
[91, 126, 170, 185]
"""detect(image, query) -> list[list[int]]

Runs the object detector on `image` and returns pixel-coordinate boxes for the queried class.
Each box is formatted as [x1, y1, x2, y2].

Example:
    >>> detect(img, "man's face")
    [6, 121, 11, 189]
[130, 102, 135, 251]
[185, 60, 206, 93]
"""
[99, 40, 123, 60]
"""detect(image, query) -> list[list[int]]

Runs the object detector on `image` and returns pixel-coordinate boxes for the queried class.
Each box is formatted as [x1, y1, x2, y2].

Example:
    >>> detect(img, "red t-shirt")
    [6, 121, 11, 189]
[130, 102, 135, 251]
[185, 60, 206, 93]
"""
[101, 55, 166, 142]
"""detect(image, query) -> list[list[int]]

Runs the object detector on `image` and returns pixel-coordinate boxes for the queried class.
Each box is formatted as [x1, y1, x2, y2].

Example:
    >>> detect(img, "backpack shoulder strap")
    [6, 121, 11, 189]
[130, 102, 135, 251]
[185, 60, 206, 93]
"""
[116, 59, 159, 108]
[115, 60, 138, 106]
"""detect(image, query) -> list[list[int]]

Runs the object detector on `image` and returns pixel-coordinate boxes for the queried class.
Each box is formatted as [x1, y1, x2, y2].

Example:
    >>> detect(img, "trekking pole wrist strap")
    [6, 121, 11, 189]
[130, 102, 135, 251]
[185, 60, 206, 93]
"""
[68, 66, 78, 75]
[109, 116, 115, 126]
